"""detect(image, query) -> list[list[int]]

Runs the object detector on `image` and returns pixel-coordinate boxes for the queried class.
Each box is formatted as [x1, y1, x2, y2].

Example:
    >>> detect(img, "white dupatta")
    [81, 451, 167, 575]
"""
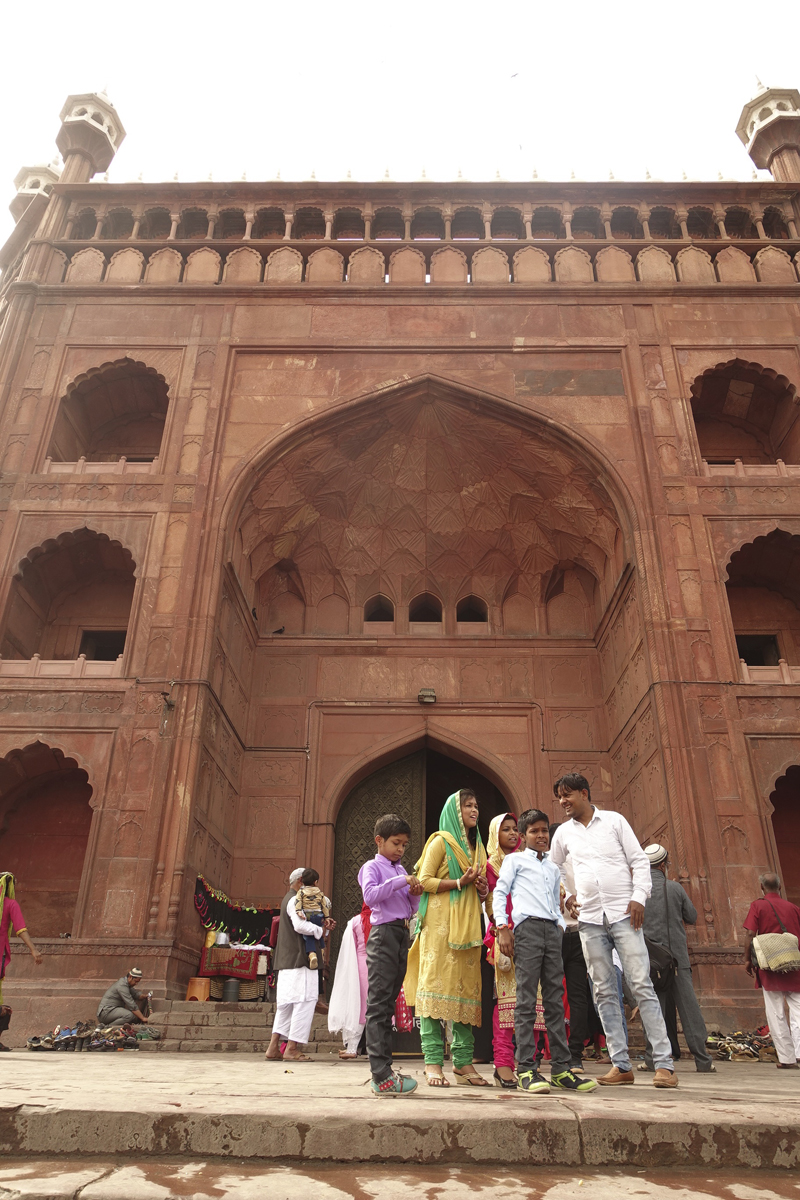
[327, 916, 364, 1040]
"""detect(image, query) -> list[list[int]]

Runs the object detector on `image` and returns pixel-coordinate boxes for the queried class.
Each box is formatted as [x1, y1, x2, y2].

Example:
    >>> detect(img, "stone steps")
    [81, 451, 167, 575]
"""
[143, 999, 335, 1054]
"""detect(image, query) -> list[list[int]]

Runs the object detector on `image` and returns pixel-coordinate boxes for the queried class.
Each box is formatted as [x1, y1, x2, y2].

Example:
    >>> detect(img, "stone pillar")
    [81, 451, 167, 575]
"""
[443, 204, 453, 240]
[638, 205, 652, 240]
[324, 209, 333, 240]
[131, 212, 142, 239]
[713, 204, 728, 239]
[284, 209, 295, 239]
[750, 203, 766, 239]
[523, 203, 533, 240]
[482, 205, 492, 239]
[562, 204, 574, 240]
[601, 203, 613, 239]
[402, 203, 412, 240]
[363, 203, 373, 240]
[168, 212, 180, 240]
[206, 210, 217, 239]
[676, 206, 690, 239]
[244, 210, 254, 240]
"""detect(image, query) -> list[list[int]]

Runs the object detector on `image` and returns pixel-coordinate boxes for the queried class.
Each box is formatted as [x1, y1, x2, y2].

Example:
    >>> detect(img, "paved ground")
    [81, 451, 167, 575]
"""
[1, 1052, 799, 1171]
[1, 1161, 800, 1200]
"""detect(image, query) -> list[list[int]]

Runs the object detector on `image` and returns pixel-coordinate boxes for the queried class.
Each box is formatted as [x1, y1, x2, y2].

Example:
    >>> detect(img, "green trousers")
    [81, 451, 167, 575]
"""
[419, 1016, 475, 1068]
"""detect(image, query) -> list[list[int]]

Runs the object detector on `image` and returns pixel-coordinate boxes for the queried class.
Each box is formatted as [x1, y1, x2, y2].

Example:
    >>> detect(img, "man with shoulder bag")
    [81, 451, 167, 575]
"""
[641, 844, 715, 1073]
[743, 873, 800, 1069]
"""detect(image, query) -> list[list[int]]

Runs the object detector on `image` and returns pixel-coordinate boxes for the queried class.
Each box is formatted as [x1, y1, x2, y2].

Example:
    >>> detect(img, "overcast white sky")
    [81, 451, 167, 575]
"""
[1, 0, 799, 245]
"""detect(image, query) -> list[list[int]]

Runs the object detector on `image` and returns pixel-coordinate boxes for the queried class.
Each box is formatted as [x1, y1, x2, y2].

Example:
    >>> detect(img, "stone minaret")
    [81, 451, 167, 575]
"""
[9, 165, 60, 223]
[55, 92, 126, 183]
[736, 85, 800, 183]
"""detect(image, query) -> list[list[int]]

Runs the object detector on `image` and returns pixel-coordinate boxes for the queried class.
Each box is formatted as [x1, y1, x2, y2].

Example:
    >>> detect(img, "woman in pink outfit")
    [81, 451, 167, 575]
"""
[1, 872, 43, 1050]
[484, 814, 521, 1086]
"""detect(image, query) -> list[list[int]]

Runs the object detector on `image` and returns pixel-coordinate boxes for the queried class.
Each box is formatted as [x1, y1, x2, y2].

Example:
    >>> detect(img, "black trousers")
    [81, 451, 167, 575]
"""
[562, 927, 592, 1062]
[514, 917, 570, 1075]
[365, 920, 410, 1083]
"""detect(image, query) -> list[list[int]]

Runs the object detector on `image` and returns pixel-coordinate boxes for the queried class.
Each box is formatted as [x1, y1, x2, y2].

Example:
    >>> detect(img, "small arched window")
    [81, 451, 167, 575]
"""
[373, 208, 404, 239]
[177, 209, 209, 239]
[72, 209, 97, 239]
[218, 209, 246, 240]
[139, 208, 171, 239]
[294, 208, 325, 240]
[253, 208, 285, 239]
[452, 208, 483, 239]
[409, 593, 442, 622]
[333, 208, 365, 240]
[531, 207, 562, 238]
[411, 208, 444, 240]
[102, 209, 134, 239]
[457, 595, 488, 623]
[491, 209, 523, 239]
[364, 595, 394, 622]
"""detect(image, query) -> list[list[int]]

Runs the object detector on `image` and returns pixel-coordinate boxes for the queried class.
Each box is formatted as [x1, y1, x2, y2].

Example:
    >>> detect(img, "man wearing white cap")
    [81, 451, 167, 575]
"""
[642, 844, 714, 1073]
[97, 968, 150, 1026]
[265, 868, 328, 1061]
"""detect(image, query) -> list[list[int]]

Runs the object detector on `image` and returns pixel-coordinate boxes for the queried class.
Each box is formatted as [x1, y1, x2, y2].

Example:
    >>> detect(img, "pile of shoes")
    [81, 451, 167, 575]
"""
[706, 1028, 777, 1062]
[27, 1021, 160, 1052]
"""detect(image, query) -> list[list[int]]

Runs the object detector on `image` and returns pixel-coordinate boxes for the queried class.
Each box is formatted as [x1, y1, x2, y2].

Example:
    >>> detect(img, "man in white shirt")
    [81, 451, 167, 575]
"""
[549, 773, 677, 1088]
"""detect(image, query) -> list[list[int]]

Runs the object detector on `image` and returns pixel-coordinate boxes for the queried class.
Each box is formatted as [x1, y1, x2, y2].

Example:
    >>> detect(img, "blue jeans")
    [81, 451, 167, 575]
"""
[579, 916, 673, 1072]
[303, 912, 324, 955]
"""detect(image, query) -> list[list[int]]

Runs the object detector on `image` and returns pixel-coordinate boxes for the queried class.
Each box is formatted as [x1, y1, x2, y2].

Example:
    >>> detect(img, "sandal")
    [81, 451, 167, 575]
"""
[338, 1050, 358, 1059]
[453, 1066, 490, 1087]
[283, 1052, 312, 1061]
[424, 1067, 450, 1087]
[493, 1068, 517, 1089]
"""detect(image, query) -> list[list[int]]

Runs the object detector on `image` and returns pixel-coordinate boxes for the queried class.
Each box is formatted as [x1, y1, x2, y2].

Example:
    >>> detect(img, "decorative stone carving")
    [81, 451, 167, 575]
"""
[471, 246, 510, 284]
[388, 246, 426, 284]
[675, 246, 715, 284]
[595, 245, 635, 283]
[512, 246, 551, 283]
[105, 247, 144, 284]
[264, 246, 303, 283]
[66, 247, 105, 283]
[429, 246, 468, 284]
[184, 247, 221, 284]
[715, 245, 756, 283]
[553, 245, 593, 283]
[306, 247, 345, 284]
[753, 245, 796, 283]
[636, 245, 676, 282]
[144, 248, 183, 284]
[347, 246, 386, 284]
[45, 247, 68, 283]
[222, 247, 262, 284]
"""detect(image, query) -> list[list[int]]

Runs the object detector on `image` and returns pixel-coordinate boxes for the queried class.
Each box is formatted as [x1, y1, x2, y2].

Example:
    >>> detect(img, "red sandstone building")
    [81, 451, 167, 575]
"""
[1, 88, 799, 1031]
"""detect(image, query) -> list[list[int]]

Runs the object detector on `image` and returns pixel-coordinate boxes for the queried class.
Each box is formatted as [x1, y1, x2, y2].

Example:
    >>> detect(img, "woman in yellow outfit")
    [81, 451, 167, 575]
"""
[404, 789, 490, 1086]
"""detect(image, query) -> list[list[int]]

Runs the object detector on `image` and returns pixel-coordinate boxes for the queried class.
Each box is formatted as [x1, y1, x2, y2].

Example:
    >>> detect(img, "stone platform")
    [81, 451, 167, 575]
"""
[1, 1052, 798, 1170]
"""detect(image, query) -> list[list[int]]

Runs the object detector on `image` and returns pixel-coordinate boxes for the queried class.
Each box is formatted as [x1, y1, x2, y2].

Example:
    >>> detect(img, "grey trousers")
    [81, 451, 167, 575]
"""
[97, 1006, 139, 1026]
[365, 920, 409, 1083]
[644, 966, 712, 1071]
[514, 917, 570, 1075]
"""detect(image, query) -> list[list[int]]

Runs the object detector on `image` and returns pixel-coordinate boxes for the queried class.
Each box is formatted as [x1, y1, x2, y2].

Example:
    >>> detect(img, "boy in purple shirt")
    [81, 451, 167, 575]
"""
[358, 813, 423, 1095]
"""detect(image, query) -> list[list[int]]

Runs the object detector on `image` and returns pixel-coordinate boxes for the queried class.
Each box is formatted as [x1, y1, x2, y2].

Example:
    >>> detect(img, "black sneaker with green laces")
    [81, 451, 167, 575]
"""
[517, 1069, 550, 1094]
[550, 1069, 598, 1092]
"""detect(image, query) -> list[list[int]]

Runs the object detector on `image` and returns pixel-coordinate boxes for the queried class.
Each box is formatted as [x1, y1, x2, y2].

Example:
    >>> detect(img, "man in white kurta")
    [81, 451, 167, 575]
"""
[266, 892, 323, 1060]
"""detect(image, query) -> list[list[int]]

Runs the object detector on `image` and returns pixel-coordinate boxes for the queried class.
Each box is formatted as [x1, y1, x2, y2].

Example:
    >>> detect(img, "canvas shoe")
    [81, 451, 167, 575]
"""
[517, 1069, 550, 1094]
[550, 1069, 598, 1093]
[370, 1070, 418, 1096]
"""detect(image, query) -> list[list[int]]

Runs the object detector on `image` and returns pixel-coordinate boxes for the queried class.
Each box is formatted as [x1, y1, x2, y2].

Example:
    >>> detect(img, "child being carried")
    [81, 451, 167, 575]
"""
[295, 868, 331, 970]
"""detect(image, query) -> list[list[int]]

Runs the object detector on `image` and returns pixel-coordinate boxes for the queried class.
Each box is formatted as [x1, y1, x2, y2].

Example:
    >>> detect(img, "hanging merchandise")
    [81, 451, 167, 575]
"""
[194, 875, 280, 945]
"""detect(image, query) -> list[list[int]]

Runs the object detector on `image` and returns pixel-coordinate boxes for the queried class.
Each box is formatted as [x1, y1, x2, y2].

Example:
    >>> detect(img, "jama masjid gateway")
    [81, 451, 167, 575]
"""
[0, 85, 799, 1037]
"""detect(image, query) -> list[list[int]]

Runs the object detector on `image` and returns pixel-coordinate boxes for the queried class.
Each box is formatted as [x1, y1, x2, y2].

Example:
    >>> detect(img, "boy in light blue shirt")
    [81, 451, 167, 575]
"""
[494, 808, 597, 1095]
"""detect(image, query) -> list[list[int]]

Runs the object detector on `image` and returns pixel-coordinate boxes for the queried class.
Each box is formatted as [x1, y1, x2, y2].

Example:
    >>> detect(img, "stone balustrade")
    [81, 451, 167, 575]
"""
[702, 459, 800, 476]
[43, 237, 800, 287]
[42, 455, 160, 474]
[0, 653, 124, 677]
[740, 659, 800, 684]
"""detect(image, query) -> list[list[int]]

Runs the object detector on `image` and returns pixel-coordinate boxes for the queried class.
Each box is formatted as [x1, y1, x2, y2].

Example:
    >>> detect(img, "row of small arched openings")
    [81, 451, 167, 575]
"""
[68, 203, 796, 243]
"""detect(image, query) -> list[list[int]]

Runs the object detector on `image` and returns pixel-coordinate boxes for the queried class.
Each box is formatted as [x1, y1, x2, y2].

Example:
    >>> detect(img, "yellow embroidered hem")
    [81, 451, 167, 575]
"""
[414, 991, 482, 1026]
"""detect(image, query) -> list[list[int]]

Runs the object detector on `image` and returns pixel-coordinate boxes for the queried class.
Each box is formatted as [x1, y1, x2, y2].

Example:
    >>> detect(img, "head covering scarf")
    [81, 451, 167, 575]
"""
[486, 812, 520, 876]
[0, 873, 14, 928]
[413, 791, 487, 950]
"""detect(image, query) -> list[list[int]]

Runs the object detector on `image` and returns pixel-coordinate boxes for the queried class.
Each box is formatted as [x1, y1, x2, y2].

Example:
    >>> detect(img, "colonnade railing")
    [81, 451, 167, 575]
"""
[38, 236, 800, 286]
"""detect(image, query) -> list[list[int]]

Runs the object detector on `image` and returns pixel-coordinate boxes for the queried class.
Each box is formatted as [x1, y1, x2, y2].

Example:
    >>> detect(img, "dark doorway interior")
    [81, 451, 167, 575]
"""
[424, 751, 509, 843]
[771, 766, 800, 907]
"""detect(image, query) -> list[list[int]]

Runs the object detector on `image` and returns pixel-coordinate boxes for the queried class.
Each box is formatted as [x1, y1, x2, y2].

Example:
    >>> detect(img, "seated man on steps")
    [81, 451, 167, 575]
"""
[97, 967, 150, 1027]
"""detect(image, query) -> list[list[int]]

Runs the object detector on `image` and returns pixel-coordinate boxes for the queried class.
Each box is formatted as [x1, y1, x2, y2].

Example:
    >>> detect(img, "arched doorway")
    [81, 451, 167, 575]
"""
[0, 743, 93, 936]
[332, 748, 509, 944]
[771, 766, 800, 905]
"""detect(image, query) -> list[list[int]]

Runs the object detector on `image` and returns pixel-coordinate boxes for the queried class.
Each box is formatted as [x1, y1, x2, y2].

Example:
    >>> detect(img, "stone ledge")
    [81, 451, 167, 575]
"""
[1, 1056, 799, 1168]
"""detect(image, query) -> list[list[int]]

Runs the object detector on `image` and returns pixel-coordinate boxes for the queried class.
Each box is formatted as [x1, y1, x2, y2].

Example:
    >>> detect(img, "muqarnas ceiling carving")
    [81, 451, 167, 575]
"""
[238, 385, 622, 632]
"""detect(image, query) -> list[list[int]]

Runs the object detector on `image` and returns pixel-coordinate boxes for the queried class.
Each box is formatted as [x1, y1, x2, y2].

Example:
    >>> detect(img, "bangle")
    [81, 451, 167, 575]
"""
[457, 878, 462, 891]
